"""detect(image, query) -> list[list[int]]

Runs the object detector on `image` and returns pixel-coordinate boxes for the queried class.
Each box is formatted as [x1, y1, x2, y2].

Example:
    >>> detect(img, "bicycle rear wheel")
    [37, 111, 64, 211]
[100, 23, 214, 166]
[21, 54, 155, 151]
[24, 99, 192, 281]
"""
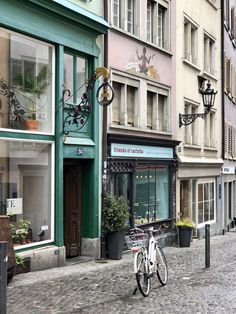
[155, 246, 168, 285]
[135, 251, 151, 297]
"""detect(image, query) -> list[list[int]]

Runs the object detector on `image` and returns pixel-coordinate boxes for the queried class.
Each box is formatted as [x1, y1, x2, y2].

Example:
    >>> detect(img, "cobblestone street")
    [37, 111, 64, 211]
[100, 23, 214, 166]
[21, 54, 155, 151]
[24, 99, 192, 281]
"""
[7, 230, 236, 314]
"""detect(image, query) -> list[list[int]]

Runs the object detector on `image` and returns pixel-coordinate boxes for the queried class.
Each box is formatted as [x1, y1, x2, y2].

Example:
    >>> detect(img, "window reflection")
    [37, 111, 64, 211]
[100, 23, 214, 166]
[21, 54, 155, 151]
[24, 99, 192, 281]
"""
[0, 28, 54, 133]
[0, 140, 52, 247]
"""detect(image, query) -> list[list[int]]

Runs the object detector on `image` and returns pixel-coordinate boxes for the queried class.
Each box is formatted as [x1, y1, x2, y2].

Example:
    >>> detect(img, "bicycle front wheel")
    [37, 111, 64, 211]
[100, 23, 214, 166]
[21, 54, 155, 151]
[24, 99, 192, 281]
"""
[135, 251, 151, 297]
[155, 246, 168, 285]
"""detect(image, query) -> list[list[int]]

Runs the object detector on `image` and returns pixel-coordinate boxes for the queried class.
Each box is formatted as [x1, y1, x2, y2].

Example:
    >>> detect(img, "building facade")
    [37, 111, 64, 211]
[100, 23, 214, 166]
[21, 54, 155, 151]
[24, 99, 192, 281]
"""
[175, 0, 223, 237]
[104, 0, 179, 234]
[222, 0, 236, 231]
[0, 0, 108, 270]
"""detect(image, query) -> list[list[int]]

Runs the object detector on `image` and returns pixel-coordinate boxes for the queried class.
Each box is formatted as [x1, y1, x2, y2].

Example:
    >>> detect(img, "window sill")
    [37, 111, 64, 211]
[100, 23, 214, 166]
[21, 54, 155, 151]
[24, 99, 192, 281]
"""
[202, 71, 218, 82]
[111, 27, 172, 56]
[203, 146, 218, 152]
[183, 144, 201, 150]
[183, 59, 201, 72]
[109, 124, 172, 136]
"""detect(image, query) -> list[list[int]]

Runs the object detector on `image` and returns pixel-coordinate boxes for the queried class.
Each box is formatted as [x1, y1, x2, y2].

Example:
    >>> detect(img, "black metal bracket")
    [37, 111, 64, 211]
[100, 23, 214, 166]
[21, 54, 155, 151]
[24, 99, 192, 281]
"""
[179, 112, 206, 127]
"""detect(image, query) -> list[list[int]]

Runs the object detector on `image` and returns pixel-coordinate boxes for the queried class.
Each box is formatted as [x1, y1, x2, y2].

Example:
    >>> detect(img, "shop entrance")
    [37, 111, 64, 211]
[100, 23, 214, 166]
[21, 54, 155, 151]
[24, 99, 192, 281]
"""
[64, 160, 82, 257]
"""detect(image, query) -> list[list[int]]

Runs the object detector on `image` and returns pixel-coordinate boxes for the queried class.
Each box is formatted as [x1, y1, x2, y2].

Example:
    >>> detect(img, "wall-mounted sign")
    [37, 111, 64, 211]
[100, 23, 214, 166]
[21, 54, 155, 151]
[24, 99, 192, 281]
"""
[76, 148, 83, 156]
[7, 198, 23, 215]
[222, 167, 235, 174]
[111, 143, 173, 159]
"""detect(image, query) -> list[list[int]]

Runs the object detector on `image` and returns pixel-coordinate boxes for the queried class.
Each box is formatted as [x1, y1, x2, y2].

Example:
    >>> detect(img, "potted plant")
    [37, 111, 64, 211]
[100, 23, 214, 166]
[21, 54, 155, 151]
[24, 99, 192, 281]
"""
[176, 218, 195, 247]
[16, 65, 50, 130]
[11, 218, 32, 245]
[103, 195, 129, 260]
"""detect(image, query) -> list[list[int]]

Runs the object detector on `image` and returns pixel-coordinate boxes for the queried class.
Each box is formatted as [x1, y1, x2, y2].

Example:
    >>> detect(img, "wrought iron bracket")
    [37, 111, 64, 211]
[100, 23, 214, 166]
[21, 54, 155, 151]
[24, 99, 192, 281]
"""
[179, 112, 206, 127]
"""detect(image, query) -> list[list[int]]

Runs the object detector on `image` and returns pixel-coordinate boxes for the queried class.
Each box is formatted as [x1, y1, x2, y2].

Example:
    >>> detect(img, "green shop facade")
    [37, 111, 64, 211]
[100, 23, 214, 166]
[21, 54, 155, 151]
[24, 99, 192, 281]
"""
[0, 0, 108, 270]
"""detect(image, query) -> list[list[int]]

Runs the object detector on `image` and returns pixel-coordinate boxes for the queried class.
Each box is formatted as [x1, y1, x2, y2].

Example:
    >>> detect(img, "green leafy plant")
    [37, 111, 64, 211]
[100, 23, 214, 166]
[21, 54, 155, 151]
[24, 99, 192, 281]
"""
[15, 254, 24, 266]
[103, 195, 129, 233]
[18, 65, 50, 98]
[11, 218, 31, 244]
[176, 217, 195, 228]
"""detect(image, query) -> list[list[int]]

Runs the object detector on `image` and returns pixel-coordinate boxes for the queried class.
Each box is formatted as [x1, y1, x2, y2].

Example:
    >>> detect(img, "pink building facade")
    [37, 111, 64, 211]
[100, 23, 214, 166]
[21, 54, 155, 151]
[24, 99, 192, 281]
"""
[104, 0, 179, 234]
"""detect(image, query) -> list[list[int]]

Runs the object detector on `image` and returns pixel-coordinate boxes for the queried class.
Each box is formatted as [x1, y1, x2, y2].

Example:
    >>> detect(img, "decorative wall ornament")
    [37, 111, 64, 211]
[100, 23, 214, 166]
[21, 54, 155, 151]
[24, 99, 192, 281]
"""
[126, 47, 160, 81]
[63, 67, 114, 135]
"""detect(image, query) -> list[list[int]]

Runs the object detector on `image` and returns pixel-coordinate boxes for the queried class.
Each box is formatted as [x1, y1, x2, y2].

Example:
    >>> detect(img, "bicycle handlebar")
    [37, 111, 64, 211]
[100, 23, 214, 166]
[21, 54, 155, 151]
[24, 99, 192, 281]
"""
[130, 224, 168, 235]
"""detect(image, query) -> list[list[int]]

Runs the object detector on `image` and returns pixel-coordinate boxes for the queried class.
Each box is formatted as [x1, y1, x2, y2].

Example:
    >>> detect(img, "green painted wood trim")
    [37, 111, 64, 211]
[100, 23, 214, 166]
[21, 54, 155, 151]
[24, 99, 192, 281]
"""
[28, 0, 109, 34]
[0, 131, 54, 142]
[0, 0, 101, 57]
[63, 145, 95, 159]
[55, 45, 64, 247]
[92, 57, 100, 238]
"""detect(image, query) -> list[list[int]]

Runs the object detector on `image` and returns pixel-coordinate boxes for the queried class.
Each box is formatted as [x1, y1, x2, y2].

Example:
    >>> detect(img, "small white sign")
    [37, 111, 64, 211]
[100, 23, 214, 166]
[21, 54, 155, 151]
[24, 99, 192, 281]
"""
[41, 225, 49, 231]
[222, 167, 235, 174]
[7, 198, 23, 215]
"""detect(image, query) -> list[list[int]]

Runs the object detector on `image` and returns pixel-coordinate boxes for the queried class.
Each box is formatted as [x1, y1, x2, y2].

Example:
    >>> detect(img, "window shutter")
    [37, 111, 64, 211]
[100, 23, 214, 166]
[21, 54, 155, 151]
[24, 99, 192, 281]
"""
[228, 125, 233, 157]
[231, 7, 235, 36]
[234, 16, 236, 37]
[224, 122, 228, 158]
[112, 81, 121, 125]
[224, 54, 227, 91]
[127, 85, 135, 126]
[147, 91, 153, 129]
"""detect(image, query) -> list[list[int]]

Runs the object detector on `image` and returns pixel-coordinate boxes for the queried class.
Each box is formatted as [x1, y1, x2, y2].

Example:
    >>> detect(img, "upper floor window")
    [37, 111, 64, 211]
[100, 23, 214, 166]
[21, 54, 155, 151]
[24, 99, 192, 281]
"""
[224, 53, 236, 101]
[204, 111, 216, 148]
[147, 84, 170, 132]
[204, 33, 215, 76]
[146, 0, 170, 50]
[184, 101, 198, 146]
[112, 0, 139, 36]
[184, 16, 198, 65]
[111, 74, 139, 127]
[0, 28, 54, 134]
[225, 122, 236, 160]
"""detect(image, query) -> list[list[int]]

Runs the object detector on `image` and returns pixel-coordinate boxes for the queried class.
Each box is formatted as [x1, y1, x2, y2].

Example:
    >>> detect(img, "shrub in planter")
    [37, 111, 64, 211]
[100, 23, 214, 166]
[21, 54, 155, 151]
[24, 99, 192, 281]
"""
[176, 218, 195, 247]
[103, 195, 129, 259]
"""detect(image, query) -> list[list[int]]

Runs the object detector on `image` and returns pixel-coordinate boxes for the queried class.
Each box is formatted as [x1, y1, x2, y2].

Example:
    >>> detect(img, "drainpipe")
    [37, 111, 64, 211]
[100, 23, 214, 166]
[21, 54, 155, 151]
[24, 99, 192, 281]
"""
[100, 0, 109, 258]
[221, 0, 225, 160]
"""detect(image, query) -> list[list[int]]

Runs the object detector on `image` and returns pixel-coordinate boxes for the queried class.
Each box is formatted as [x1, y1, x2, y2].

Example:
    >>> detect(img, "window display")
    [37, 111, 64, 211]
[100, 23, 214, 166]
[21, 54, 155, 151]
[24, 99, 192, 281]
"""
[0, 139, 53, 247]
[0, 28, 54, 133]
[134, 165, 169, 224]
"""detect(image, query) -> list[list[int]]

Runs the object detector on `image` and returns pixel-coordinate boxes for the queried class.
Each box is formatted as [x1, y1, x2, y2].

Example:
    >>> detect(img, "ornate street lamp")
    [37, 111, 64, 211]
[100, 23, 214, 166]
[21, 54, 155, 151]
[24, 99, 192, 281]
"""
[179, 80, 217, 127]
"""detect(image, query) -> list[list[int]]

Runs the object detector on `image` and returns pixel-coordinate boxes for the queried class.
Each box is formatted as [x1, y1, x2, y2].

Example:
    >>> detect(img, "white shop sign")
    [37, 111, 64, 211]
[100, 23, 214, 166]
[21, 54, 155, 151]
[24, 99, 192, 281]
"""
[6, 198, 23, 215]
[222, 167, 235, 174]
[111, 143, 173, 159]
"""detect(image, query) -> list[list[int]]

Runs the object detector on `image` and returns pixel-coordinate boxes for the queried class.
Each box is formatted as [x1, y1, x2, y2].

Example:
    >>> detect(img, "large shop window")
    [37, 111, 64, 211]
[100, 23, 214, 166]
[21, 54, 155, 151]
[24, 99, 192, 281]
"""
[0, 139, 53, 247]
[134, 165, 169, 224]
[0, 28, 54, 133]
[197, 181, 215, 224]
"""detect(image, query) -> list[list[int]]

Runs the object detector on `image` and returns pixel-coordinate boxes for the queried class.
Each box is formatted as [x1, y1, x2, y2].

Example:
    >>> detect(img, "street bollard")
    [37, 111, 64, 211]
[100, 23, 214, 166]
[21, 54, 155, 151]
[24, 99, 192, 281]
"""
[205, 224, 210, 268]
[0, 241, 8, 314]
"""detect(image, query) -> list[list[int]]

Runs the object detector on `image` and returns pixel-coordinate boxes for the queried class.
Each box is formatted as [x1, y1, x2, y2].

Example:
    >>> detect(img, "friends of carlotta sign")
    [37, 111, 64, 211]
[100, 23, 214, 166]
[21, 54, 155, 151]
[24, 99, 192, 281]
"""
[111, 143, 173, 159]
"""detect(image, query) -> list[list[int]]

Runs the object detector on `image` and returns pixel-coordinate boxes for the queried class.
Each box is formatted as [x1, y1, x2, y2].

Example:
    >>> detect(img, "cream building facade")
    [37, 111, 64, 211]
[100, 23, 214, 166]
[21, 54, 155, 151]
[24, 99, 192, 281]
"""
[175, 0, 223, 237]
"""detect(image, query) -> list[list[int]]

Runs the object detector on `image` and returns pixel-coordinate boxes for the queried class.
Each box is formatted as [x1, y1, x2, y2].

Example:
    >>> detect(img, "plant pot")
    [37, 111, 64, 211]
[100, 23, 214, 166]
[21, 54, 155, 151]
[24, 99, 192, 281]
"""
[178, 226, 193, 247]
[106, 231, 124, 260]
[15, 257, 31, 275]
[25, 119, 39, 131]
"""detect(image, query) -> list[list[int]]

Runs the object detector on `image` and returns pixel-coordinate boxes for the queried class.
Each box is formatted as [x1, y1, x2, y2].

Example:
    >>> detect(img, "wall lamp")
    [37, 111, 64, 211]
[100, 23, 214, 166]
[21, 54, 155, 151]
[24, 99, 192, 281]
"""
[179, 80, 217, 127]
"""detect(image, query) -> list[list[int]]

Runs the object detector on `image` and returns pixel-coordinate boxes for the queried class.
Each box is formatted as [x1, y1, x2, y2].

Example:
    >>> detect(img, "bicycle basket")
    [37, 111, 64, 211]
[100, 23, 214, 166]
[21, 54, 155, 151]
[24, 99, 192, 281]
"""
[125, 233, 148, 252]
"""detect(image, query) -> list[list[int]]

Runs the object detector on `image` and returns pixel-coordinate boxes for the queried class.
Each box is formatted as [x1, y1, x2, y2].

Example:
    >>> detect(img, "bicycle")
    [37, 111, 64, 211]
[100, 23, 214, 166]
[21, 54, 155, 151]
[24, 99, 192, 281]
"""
[125, 225, 168, 297]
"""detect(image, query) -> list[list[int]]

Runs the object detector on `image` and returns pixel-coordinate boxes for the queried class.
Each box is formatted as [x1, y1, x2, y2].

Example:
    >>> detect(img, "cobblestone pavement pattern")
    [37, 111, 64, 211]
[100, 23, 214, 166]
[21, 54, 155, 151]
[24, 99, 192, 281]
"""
[7, 230, 236, 314]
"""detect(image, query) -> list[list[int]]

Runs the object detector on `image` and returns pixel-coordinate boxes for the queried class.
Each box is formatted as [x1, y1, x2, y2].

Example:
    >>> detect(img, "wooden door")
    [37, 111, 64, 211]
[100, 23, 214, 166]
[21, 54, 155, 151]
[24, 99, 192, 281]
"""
[64, 162, 82, 257]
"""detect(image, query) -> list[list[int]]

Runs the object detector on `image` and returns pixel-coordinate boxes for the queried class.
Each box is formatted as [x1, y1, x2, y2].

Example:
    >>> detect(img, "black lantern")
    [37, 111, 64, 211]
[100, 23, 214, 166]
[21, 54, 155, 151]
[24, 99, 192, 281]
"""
[179, 80, 217, 127]
[201, 81, 217, 113]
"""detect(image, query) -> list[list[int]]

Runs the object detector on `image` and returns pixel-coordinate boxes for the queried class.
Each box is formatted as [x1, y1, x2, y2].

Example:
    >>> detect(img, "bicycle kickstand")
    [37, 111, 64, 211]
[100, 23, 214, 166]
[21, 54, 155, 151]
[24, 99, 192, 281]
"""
[133, 287, 138, 295]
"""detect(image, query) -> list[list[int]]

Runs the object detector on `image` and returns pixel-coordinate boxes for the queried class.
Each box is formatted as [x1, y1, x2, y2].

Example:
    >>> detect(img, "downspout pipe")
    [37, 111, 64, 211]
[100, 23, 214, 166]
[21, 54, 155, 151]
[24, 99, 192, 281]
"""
[100, 0, 109, 258]
[221, 0, 225, 160]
